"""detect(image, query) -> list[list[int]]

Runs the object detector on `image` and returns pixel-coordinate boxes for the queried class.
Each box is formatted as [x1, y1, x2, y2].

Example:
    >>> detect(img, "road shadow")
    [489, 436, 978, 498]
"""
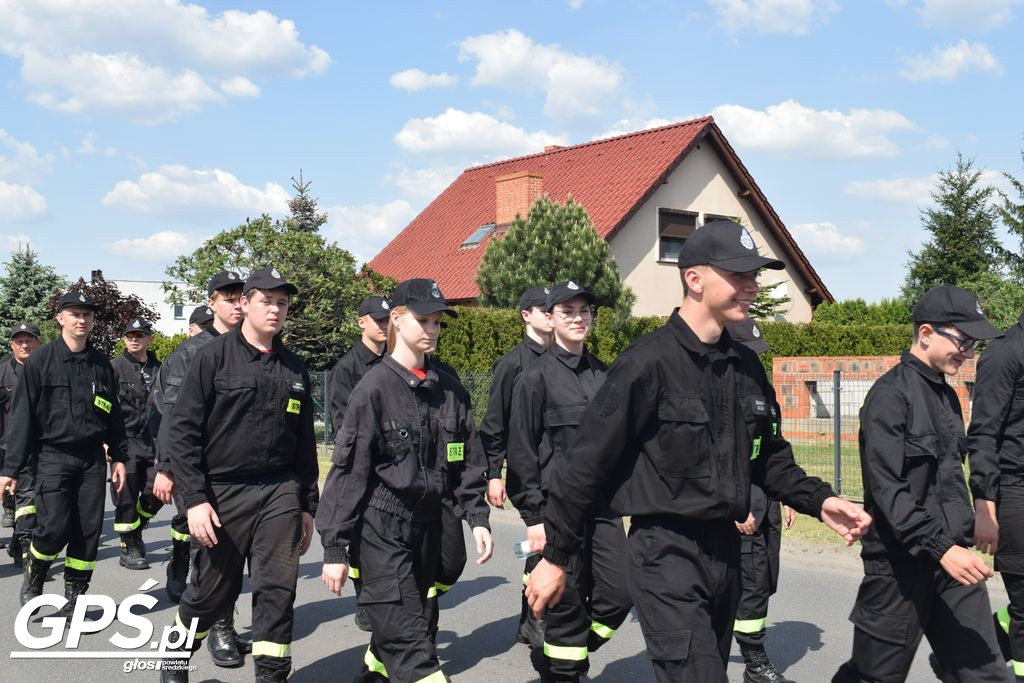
[292, 593, 359, 641]
[593, 650, 653, 681]
[436, 613, 519, 676]
[294, 643, 366, 681]
[728, 620, 825, 672]
[438, 574, 508, 609]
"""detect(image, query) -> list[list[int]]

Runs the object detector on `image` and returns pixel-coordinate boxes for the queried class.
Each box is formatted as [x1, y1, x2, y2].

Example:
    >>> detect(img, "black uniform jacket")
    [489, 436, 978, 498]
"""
[479, 336, 546, 479]
[149, 327, 217, 471]
[317, 354, 490, 565]
[111, 350, 160, 439]
[327, 341, 383, 434]
[859, 351, 973, 573]
[507, 344, 606, 527]
[968, 315, 1024, 502]
[166, 328, 319, 515]
[0, 357, 21, 456]
[541, 311, 833, 567]
[1, 336, 128, 477]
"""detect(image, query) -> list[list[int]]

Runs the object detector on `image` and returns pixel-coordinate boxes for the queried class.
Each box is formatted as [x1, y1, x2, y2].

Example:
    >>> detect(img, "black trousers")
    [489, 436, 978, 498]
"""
[13, 458, 37, 535]
[627, 518, 740, 683]
[833, 567, 1006, 682]
[177, 475, 302, 673]
[996, 479, 1024, 673]
[31, 450, 106, 582]
[354, 505, 444, 683]
[110, 436, 162, 533]
[734, 501, 782, 648]
[540, 515, 632, 680]
[169, 491, 190, 543]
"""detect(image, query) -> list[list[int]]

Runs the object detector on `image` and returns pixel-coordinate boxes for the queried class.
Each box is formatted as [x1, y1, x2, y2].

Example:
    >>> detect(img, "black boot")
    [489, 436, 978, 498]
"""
[158, 643, 192, 683]
[741, 645, 793, 683]
[166, 538, 190, 604]
[119, 531, 149, 570]
[8, 532, 22, 568]
[20, 554, 50, 607]
[516, 610, 546, 649]
[355, 605, 372, 632]
[207, 612, 243, 667]
[58, 579, 89, 619]
[254, 662, 291, 682]
[1, 494, 13, 528]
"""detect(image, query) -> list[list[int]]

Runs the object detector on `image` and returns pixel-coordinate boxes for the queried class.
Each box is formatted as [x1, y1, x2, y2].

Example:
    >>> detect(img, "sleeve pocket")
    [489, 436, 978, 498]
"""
[331, 430, 357, 470]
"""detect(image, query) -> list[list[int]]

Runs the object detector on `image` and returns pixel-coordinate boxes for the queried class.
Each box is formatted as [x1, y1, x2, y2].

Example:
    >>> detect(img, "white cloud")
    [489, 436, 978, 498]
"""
[844, 169, 1011, 207]
[708, 0, 839, 35]
[389, 166, 462, 201]
[77, 132, 116, 157]
[592, 117, 683, 140]
[570, 0, 585, 7]
[394, 108, 567, 158]
[0, 129, 54, 183]
[899, 40, 1003, 81]
[102, 165, 290, 218]
[0, 181, 47, 221]
[0, 233, 33, 252]
[110, 230, 200, 259]
[458, 29, 623, 122]
[389, 69, 458, 92]
[324, 200, 418, 263]
[917, 0, 1020, 32]
[0, 1, 329, 121]
[788, 222, 864, 259]
[711, 99, 915, 159]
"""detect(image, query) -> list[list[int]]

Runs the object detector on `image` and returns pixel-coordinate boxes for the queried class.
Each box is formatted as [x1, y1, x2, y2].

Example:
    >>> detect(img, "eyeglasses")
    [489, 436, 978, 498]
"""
[934, 327, 981, 353]
[553, 307, 593, 322]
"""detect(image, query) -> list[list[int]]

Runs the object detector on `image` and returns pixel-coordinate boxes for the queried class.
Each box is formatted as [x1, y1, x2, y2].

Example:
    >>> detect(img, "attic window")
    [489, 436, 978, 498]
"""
[658, 209, 697, 262]
[461, 223, 495, 248]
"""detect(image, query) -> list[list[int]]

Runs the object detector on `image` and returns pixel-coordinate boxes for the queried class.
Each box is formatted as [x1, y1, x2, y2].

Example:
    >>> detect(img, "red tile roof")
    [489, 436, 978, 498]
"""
[369, 116, 832, 304]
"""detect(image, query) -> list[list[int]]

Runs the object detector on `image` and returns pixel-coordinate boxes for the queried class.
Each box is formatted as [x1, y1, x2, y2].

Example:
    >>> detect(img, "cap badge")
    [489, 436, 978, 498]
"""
[78, 294, 86, 302]
[228, 272, 237, 280]
[567, 281, 579, 290]
[381, 301, 390, 310]
[543, 287, 550, 294]
[431, 282, 441, 298]
[132, 320, 140, 328]
[752, 325, 761, 338]
[205, 307, 212, 315]
[19, 324, 26, 330]
[976, 300, 984, 315]
[271, 268, 281, 279]
[740, 229, 755, 251]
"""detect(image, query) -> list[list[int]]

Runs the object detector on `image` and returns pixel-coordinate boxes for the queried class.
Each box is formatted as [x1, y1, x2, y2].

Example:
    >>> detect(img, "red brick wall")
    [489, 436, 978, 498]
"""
[496, 171, 543, 226]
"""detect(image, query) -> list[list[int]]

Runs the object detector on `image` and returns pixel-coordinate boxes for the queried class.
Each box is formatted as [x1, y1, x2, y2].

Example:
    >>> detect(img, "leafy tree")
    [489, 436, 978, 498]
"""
[960, 270, 1024, 331]
[813, 298, 912, 325]
[476, 195, 634, 316]
[0, 245, 66, 331]
[749, 280, 792, 320]
[902, 153, 1004, 303]
[48, 272, 159, 356]
[999, 143, 1024, 280]
[165, 178, 393, 370]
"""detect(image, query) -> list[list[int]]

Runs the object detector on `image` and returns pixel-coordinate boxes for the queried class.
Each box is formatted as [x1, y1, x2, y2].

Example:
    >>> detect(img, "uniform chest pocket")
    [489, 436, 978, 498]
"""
[283, 378, 307, 420]
[382, 419, 413, 465]
[542, 405, 587, 429]
[213, 375, 258, 421]
[436, 417, 463, 465]
[741, 394, 771, 457]
[655, 396, 711, 478]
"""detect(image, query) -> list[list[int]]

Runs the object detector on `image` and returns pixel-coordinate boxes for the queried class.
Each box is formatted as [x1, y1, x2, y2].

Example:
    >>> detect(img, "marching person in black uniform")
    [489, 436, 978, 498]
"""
[150, 272, 251, 667]
[0, 292, 127, 613]
[187, 304, 214, 337]
[0, 322, 42, 567]
[318, 277, 493, 683]
[833, 284, 1007, 682]
[727, 318, 795, 683]
[110, 317, 161, 571]
[507, 281, 631, 681]
[968, 297, 1024, 680]
[159, 267, 319, 683]
[525, 221, 870, 682]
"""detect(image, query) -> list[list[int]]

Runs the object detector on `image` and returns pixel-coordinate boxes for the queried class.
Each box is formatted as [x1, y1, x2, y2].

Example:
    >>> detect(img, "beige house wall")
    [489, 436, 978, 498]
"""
[608, 143, 815, 322]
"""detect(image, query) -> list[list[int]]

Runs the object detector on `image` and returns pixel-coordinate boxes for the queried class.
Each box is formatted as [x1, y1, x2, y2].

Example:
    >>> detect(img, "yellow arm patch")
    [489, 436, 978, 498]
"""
[287, 399, 301, 414]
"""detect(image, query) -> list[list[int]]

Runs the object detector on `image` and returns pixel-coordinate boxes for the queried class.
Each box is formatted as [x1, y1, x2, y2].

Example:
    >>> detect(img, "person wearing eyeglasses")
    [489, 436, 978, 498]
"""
[506, 281, 631, 682]
[833, 284, 1007, 682]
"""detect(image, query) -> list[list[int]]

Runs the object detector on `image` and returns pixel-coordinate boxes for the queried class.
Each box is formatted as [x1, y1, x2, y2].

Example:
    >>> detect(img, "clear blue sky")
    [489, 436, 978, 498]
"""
[1, 0, 1021, 303]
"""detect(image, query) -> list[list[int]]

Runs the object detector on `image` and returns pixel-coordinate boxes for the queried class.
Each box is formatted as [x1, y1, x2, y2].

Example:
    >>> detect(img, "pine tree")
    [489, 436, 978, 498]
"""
[0, 245, 66, 331]
[476, 195, 634, 315]
[998, 143, 1024, 280]
[749, 280, 792, 320]
[283, 170, 327, 233]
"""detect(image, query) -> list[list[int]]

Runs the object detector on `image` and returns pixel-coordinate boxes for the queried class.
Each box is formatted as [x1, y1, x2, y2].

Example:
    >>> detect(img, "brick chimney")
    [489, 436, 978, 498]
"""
[496, 171, 543, 226]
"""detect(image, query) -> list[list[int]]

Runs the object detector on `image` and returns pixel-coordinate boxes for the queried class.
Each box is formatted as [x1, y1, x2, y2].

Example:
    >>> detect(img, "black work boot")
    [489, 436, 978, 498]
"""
[119, 531, 149, 570]
[516, 610, 546, 649]
[158, 643, 192, 683]
[355, 605, 372, 632]
[207, 612, 243, 667]
[8, 532, 22, 568]
[166, 538, 190, 604]
[20, 554, 50, 607]
[254, 661, 291, 682]
[1, 494, 13, 528]
[741, 645, 793, 683]
[58, 579, 89, 619]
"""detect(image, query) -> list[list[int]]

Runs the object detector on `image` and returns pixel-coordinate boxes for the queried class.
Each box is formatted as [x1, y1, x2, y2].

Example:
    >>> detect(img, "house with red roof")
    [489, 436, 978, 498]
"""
[369, 116, 833, 321]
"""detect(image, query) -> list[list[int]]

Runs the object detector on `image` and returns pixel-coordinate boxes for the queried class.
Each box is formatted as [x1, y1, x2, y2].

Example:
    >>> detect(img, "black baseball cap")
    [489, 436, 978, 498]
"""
[10, 322, 40, 339]
[358, 296, 391, 321]
[912, 284, 1002, 340]
[243, 267, 298, 296]
[725, 318, 771, 354]
[123, 318, 153, 336]
[189, 305, 214, 326]
[678, 220, 785, 272]
[57, 291, 98, 312]
[546, 281, 597, 311]
[518, 286, 550, 311]
[206, 270, 243, 297]
[391, 278, 457, 317]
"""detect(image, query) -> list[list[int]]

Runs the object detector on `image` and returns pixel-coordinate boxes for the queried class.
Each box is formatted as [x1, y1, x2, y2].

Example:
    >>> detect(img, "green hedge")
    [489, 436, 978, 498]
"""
[111, 331, 189, 362]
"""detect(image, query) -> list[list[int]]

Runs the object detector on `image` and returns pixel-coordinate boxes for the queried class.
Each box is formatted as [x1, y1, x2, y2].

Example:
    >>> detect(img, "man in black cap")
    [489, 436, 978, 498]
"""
[160, 267, 319, 683]
[0, 322, 42, 567]
[833, 284, 1007, 682]
[327, 295, 390, 437]
[525, 220, 870, 681]
[0, 291, 127, 613]
[110, 318, 162, 570]
[149, 270, 250, 667]
[187, 305, 214, 336]
[726, 317, 795, 683]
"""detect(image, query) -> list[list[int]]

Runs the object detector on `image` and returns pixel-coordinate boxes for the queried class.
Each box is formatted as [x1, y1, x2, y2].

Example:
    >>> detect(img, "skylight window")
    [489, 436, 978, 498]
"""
[461, 223, 495, 248]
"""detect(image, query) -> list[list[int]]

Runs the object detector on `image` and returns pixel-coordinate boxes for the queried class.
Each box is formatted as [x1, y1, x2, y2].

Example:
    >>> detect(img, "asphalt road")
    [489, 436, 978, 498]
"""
[0, 504, 1011, 681]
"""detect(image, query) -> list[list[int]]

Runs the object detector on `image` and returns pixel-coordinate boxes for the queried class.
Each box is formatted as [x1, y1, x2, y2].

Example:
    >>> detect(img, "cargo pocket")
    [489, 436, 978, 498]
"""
[655, 396, 711, 478]
[849, 604, 910, 646]
[359, 575, 401, 605]
[643, 629, 691, 663]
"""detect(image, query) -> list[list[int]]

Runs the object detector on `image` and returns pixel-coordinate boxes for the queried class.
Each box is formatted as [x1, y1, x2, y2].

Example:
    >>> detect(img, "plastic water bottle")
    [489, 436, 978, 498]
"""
[513, 540, 539, 559]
